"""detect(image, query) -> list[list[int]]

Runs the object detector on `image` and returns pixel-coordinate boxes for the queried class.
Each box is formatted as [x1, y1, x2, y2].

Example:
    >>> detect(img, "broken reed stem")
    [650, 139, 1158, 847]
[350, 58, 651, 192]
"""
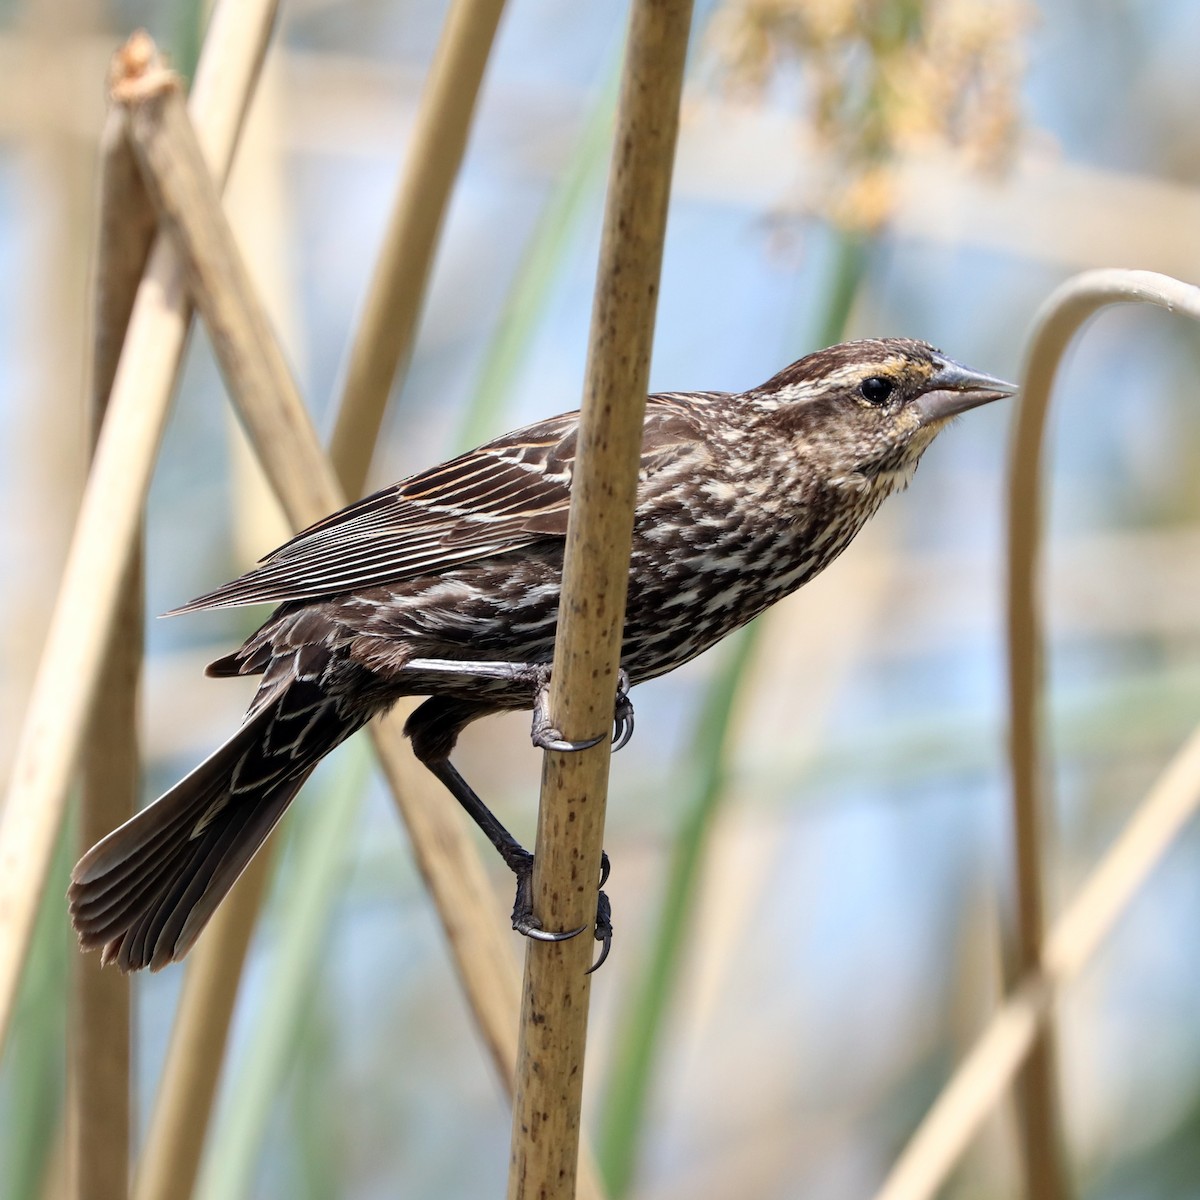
[118, 73, 342, 529]
[0, 0, 277, 1056]
[506, 3, 693, 1198]
[67, 106, 155, 1200]
[115, 54, 607, 1200]
[330, 0, 507, 496]
[874, 267, 1200, 1200]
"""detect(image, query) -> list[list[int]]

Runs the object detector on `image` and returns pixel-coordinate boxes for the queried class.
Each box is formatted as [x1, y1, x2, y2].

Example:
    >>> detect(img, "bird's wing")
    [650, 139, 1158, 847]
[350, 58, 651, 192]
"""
[171, 395, 711, 612]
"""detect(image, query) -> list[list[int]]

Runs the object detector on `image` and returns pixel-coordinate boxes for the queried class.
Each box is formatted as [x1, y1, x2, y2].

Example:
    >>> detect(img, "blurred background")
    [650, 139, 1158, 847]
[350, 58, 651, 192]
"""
[2, 0, 1200, 1197]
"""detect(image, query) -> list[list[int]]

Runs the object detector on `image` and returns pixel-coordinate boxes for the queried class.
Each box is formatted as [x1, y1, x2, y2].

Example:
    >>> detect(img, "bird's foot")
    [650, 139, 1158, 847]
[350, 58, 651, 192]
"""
[530, 666, 635, 753]
[509, 849, 613, 972]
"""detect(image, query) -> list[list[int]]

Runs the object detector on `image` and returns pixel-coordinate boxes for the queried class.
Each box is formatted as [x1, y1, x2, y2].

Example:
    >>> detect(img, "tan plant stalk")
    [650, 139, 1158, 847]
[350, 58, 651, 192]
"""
[67, 104, 156, 1200]
[506, 3, 693, 1198]
[113, 51, 613, 1199]
[135, 54, 293, 1200]
[1003, 268, 1200, 1200]
[1002, 265, 1067, 1200]
[116, 73, 342, 527]
[330, 0, 508, 496]
[0, 0, 278, 1055]
[112, 34, 510, 1078]
[133, 866, 275, 1200]
[873, 267, 1200, 1200]
[874, 715, 1200, 1200]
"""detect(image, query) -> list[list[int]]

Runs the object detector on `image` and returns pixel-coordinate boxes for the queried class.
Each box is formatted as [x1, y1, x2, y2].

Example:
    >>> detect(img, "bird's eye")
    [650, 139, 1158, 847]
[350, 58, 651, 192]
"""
[859, 376, 894, 405]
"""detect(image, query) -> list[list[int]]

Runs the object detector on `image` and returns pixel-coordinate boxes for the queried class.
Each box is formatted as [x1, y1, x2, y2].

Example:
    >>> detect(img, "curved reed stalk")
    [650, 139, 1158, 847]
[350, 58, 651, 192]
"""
[873, 267, 1200, 1200]
[506, 3, 694, 1197]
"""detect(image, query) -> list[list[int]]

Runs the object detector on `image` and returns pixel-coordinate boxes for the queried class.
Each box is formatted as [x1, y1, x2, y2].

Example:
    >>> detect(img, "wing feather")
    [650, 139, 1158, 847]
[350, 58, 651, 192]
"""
[170, 394, 713, 613]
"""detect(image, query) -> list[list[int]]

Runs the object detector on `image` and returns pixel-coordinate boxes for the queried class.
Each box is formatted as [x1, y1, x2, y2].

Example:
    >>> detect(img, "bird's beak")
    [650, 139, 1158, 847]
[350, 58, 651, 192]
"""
[915, 358, 1018, 424]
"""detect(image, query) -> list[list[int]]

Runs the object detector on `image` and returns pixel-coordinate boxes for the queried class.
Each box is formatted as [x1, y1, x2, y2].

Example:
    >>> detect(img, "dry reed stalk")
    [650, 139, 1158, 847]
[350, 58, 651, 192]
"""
[132, 853, 276, 1200]
[137, 66, 295, 1200]
[873, 267, 1200, 1200]
[87, 107, 157, 412]
[506, 3, 693, 1198]
[1007, 422, 1069, 1190]
[117, 73, 341, 528]
[330, 0, 507, 496]
[873, 716, 1200, 1200]
[1004, 267, 1200, 1200]
[0, 1, 277, 1055]
[111, 59, 346, 1200]
[114, 55, 610, 1199]
[67, 105, 156, 1200]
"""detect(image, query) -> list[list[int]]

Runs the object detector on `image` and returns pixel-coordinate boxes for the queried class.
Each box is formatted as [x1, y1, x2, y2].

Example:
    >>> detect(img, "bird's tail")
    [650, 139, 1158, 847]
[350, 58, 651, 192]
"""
[69, 677, 361, 971]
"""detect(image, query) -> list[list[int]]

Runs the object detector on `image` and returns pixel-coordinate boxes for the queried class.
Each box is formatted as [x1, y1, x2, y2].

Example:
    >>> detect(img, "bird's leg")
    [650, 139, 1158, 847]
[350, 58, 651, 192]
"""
[422, 755, 612, 966]
[405, 658, 635, 753]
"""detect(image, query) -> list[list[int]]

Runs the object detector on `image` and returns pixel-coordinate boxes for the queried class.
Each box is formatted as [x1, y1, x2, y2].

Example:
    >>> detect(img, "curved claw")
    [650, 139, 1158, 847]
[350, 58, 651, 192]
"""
[586, 937, 612, 974]
[611, 706, 635, 752]
[532, 728, 605, 753]
[511, 861, 591, 943]
[611, 669, 635, 752]
[585, 890, 613, 974]
[517, 919, 589, 943]
[510, 856, 613, 967]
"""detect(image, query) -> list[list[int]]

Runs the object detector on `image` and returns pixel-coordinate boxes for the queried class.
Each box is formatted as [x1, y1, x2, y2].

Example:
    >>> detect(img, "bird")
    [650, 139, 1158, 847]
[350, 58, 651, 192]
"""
[69, 337, 1014, 972]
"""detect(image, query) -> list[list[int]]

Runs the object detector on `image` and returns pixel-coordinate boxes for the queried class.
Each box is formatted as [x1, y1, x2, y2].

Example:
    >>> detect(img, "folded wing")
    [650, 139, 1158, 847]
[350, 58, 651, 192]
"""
[171, 395, 710, 613]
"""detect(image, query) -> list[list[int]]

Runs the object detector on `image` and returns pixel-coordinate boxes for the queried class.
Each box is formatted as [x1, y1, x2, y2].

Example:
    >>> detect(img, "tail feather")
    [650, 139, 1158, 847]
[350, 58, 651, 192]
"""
[70, 680, 357, 971]
[138, 781, 302, 971]
[71, 800, 201, 920]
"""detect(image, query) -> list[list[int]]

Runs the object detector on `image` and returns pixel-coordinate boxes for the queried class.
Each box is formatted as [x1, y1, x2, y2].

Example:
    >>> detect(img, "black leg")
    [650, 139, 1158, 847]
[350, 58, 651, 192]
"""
[423, 757, 586, 944]
[404, 696, 613, 965]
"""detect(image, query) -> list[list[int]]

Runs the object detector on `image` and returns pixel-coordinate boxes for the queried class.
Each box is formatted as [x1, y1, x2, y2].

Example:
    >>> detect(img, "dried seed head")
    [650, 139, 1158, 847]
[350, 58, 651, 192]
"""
[707, 0, 1033, 231]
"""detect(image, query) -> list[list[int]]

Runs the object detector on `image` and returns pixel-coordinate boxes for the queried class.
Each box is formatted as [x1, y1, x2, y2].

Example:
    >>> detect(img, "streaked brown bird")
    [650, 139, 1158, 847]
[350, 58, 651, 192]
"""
[69, 337, 1014, 971]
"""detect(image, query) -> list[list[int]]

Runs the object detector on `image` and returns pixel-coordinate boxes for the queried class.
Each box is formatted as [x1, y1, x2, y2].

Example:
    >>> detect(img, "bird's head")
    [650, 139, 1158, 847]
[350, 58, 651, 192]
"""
[746, 337, 1016, 494]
